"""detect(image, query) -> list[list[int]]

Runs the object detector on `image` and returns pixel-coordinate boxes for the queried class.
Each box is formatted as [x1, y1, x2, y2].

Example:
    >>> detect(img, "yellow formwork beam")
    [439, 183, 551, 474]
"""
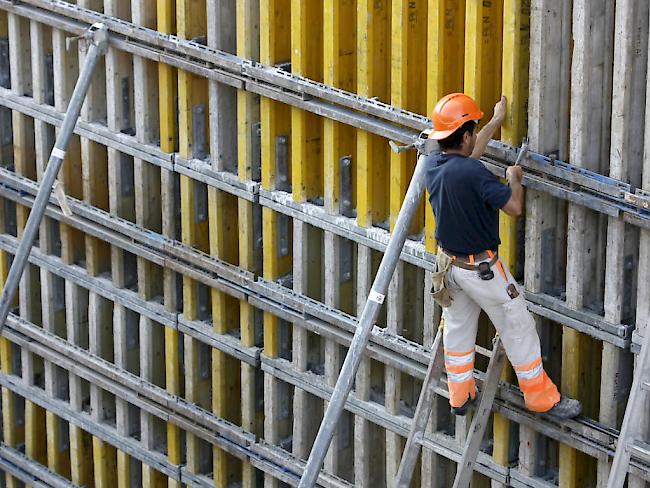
[465, 0, 503, 133]
[356, 0, 389, 229]
[237, 4, 261, 485]
[494, 0, 530, 475]
[157, 1, 180, 485]
[260, 0, 291, 361]
[291, 0, 323, 204]
[390, 0, 426, 232]
[176, 0, 211, 478]
[209, 187, 241, 485]
[425, 0, 465, 253]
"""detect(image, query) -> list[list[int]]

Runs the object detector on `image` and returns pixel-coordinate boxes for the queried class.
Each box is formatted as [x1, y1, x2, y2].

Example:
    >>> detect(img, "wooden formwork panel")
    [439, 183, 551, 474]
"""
[0, 1, 648, 487]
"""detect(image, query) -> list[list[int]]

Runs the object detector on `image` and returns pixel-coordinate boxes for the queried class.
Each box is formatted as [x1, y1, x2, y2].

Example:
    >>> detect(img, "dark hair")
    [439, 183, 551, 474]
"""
[438, 120, 478, 150]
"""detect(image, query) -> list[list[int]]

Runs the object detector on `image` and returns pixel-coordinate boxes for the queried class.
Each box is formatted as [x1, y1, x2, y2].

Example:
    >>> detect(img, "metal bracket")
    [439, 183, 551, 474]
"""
[251, 122, 262, 182]
[66, 22, 109, 53]
[192, 103, 207, 160]
[389, 130, 437, 156]
[339, 155, 354, 217]
[339, 237, 353, 283]
[275, 134, 290, 192]
[277, 213, 290, 257]
[121, 77, 134, 136]
[193, 180, 208, 223]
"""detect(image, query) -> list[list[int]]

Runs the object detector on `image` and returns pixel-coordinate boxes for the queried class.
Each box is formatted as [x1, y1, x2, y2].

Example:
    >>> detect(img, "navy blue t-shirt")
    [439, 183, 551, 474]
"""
[425, 152, 511, 256]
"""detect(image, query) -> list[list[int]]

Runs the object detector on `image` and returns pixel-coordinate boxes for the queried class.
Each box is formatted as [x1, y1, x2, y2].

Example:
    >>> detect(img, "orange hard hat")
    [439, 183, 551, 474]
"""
[429, 93, 483, 140]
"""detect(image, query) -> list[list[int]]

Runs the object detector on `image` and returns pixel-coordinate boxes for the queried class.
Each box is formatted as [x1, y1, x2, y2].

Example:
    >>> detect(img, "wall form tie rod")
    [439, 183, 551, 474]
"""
[0, 22, 108, 332]
[3, 0, 650, 228]
[299, 155, 428, 487]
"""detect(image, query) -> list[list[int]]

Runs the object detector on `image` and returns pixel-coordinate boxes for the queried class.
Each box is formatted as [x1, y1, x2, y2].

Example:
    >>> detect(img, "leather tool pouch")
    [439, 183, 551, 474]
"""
[431, 251, 453, 308]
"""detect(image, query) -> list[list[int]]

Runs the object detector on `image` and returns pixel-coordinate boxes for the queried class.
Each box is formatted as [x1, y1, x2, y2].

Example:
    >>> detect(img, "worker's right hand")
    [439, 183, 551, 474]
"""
[506, 165, 523, 184]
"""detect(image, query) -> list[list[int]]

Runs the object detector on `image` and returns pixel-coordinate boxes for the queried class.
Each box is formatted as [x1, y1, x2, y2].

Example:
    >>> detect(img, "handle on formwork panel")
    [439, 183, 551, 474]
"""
[298, 152, 429, 488]
[0, 23, 109, 331]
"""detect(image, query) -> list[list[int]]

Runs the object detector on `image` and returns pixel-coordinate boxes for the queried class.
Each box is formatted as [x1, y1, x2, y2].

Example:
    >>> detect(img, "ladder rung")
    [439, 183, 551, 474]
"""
[630, 440, 650, 464]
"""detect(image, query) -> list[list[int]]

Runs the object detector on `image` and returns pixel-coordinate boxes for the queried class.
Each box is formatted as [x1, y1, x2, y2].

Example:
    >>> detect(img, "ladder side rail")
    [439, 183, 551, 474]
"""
[607, 320, 650, 487]
[453, 337, 507, 488]
[298, 155, 429, 488]
[394, 327, 445, 488]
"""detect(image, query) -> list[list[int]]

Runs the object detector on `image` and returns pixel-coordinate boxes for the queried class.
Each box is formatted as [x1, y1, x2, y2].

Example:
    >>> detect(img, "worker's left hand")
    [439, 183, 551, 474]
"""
[492, 96, 507, 125]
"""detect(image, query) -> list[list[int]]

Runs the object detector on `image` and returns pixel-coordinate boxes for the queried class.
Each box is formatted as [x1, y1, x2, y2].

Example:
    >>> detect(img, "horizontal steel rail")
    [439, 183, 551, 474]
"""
[0, 212, 648, 482]
[1, 0, 649, 231]
[0, 312, 352, 488]
[0, 443, 81, 488]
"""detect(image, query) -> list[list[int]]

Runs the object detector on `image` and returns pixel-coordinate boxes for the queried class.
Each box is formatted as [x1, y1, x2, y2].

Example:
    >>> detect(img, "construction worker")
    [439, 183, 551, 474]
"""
[426, 93, 582, 419]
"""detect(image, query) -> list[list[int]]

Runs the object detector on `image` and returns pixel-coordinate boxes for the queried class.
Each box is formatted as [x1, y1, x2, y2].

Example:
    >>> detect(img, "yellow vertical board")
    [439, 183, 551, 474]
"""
[356, 0, 390, 229]
[390, 0, 427, 232]
[493, 0, 530, 474]
[157, 1, 180, 484]
[291, 0, 323, 204]
[464, 0, 503, 133]
[176, 0, 210, 478]
[425, 0, 465, 253]
[260, 0, 291, 360]
[209, 188, 241, 485]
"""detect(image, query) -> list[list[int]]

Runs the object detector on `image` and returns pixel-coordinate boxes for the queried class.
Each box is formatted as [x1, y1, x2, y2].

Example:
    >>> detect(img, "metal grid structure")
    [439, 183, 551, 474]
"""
[0, 1, 648, 487]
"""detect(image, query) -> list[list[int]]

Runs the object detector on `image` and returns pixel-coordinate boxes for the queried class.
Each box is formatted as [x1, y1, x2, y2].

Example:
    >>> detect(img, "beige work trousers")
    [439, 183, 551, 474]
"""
[442, 256, 560, 412]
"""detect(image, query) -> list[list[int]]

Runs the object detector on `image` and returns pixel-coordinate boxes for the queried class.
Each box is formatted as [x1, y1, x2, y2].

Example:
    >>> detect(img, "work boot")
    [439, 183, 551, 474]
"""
[451, 394, 477, 416]
[545, 396, 582, 419]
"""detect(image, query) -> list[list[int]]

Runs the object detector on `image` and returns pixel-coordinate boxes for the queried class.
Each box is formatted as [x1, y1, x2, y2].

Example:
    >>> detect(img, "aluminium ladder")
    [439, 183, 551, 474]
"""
[607, 320, 650, 487]
[394, 330, 507, 488]
[0, 23, 109, 331]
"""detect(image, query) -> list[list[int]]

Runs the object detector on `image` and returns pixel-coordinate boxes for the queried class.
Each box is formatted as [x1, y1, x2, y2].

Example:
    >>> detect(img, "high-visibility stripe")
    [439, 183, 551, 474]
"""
[515, 362, 544, 381]
[447, 370, 474, 383]
[444, 351, 474, 366]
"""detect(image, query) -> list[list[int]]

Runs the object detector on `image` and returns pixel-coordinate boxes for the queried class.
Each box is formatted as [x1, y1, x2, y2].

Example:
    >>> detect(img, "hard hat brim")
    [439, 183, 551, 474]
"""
[428, 111, 484, 140]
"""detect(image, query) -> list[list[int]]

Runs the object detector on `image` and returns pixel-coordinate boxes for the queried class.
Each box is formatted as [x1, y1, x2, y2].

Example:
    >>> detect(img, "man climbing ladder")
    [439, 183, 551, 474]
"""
[427, 92, 581, 418]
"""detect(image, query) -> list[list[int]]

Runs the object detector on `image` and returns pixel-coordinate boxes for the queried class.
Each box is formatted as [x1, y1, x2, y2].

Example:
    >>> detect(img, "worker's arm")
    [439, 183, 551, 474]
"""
[502, 165, 524, 216]
[470, 96, 507, 159]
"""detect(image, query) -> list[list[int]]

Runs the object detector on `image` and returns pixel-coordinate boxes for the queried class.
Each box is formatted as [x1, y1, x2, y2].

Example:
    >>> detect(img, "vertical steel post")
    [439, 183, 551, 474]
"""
[299, 154, 428, 487]
[0, 23, 109, 331]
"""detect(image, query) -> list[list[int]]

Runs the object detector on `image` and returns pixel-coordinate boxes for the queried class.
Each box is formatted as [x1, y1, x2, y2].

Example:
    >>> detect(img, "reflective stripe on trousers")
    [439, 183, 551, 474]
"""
[441, 258, 560, 412]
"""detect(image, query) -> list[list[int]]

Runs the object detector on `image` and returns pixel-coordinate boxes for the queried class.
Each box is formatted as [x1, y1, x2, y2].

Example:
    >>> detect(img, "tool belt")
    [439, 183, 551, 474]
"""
[447, 251, 498, 271]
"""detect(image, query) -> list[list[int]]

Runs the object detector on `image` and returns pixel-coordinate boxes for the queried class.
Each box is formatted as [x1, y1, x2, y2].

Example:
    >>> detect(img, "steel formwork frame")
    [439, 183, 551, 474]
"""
[0, 1, 649, 487]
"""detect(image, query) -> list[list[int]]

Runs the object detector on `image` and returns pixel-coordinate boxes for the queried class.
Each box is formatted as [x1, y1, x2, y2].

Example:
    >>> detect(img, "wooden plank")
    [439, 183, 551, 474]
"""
[206, 2, 242, 484]
[563, 1, 614, 485]
[8, 12, 48, 481]
[521, 0, 569, 480]
[156, 1, 181, 485]
[323, 0, 355, 479]
[355, 4, 389, 483]
[176, 0, 211, 479]
[48, 13, 93, 485]
[103, 1, 139, 486]
[260, 2, 292, 486]
[388, 0, 427, 483]
[494, 0, 530, 481]
[131, 0, 165, 485]
[236, 1, 261, 486]
[599, 1, 648, 485]
[422, 3, 465, 484]
[290, 0, 323, 474]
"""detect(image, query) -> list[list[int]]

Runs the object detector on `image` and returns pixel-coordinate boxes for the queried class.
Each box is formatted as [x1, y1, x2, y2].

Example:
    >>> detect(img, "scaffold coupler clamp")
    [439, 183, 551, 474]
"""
[389, 129, 438, 157]
[66, 22, 109, 53]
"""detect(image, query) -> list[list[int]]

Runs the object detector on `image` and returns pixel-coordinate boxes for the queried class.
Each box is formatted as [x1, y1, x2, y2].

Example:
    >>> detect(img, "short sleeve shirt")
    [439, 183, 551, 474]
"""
[424, 152, 511, 256]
